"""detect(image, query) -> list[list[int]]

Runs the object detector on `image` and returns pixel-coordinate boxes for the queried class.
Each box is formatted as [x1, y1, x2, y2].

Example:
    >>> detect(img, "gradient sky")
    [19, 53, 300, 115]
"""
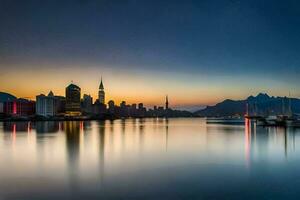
[1, 0, 300, 108]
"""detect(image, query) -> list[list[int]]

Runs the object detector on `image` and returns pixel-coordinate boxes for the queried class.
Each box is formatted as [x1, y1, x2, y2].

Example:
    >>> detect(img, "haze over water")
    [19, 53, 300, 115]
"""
[0, 118, 300, 199]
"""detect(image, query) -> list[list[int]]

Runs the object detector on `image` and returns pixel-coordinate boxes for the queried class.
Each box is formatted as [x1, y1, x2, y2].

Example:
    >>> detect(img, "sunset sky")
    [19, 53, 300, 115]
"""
[1, 0, 300, 108]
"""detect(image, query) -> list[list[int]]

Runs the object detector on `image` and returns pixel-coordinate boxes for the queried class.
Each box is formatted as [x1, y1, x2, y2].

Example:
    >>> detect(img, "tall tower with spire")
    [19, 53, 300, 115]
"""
[98, 77, 105, 104]
[165, 95, 169, 110]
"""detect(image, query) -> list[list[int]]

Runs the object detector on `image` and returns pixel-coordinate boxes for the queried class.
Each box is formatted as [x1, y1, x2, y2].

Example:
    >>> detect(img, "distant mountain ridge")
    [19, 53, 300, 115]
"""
[194, 93, 300, 117]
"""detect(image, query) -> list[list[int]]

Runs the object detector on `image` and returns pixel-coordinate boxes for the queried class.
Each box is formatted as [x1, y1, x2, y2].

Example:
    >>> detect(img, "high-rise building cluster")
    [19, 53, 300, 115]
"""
[0, 78, 189, 120]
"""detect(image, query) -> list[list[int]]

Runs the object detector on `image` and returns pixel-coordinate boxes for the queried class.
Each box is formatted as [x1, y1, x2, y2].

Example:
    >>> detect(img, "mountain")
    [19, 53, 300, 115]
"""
[173, 105, 206, 112]
[194, 93, 300, 117]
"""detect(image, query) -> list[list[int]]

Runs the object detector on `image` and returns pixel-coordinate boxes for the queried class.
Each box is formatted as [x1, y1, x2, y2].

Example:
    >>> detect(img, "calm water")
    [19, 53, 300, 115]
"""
[0, 118, 300, 199]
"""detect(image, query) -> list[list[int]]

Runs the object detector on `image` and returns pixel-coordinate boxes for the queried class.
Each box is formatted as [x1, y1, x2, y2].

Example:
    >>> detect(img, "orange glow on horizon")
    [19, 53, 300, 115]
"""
[0, 67, 222, 106]
[1, 63, 296, 107]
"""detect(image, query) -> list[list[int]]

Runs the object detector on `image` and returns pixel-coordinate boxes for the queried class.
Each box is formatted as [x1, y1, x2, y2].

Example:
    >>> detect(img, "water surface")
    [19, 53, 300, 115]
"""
[0, 118, 299, 199]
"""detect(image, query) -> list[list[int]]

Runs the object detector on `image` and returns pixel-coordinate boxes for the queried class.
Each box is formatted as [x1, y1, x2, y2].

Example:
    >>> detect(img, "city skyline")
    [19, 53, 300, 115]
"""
[0, 79, 194, 120]
[1, 78, 176, 108]
[1, 77, 297, 110]
[1, 0, 300, 107]
[1, 1, 300, 199]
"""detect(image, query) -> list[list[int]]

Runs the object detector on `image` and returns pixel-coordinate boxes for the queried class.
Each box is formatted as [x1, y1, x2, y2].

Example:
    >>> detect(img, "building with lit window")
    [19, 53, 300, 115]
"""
[65, 83, 81, 116]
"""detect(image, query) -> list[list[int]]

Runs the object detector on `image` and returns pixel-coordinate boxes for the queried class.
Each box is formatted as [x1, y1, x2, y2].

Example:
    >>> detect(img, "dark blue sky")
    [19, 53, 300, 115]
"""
[1, 0, 300, 105]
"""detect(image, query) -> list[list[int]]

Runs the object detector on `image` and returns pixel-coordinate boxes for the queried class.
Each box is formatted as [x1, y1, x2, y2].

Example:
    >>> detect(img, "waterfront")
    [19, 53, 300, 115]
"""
[1, 118, 300, 199]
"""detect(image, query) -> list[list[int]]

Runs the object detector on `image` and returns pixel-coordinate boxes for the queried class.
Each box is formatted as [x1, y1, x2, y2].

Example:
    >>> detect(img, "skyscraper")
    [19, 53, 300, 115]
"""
[98, 77, 105, 104]
[165, 95, 169, 110]
[65, 83, 81, 116]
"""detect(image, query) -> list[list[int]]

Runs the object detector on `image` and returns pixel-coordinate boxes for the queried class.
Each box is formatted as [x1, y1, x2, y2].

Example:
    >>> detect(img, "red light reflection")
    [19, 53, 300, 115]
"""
[245, 118, 251, 168]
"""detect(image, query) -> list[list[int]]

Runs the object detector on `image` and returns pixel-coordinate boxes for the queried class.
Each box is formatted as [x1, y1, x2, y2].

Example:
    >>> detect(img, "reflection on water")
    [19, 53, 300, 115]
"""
[244, 119, 297, 162]
[1, 118, 300, 199]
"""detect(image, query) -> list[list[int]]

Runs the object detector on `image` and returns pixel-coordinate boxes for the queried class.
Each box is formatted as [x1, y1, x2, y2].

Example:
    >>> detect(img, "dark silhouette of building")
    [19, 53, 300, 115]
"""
[166, 95, 169, 110]
[54, 96, 66, 115]
[82, 94, 93, 114]
[138, 103, 146, 117]
[98, 77, 105, 104]
[108, 100, 115, 115]
[130, 104, 137, 117]
[93, 99, 106, 117]
[4, 98, 35, 116]
[65, 83, 81, 116]
[120, 101, 129, 117]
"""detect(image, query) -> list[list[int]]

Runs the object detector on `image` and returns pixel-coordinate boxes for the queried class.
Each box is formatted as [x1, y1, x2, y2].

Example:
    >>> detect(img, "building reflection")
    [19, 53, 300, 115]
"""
[109, 120, 114, 133]
[36, 121, 59, 133]
[2, 119, 300, 175]
[98, 120, 106, 186]
[120, 119, 126, 153]
[244, 119, 298, 167]
[205, 119, 299, 168]
[132, 118, 137, 134]
[244, 118, 252, 168]
[274, 126, 294, 159]
[157, 118, 164, 125]
[284, 128, 287, 158]
[109, 120, 114, 147]
[165, 118, 169, 151]
[2, 122, 32, 145]
[138, 118, 145, 152]
[64, 121, 81, 190]
[3, 121, 31, 133]
[64, 121, 81, 161]
[83, 121, 91, 131]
